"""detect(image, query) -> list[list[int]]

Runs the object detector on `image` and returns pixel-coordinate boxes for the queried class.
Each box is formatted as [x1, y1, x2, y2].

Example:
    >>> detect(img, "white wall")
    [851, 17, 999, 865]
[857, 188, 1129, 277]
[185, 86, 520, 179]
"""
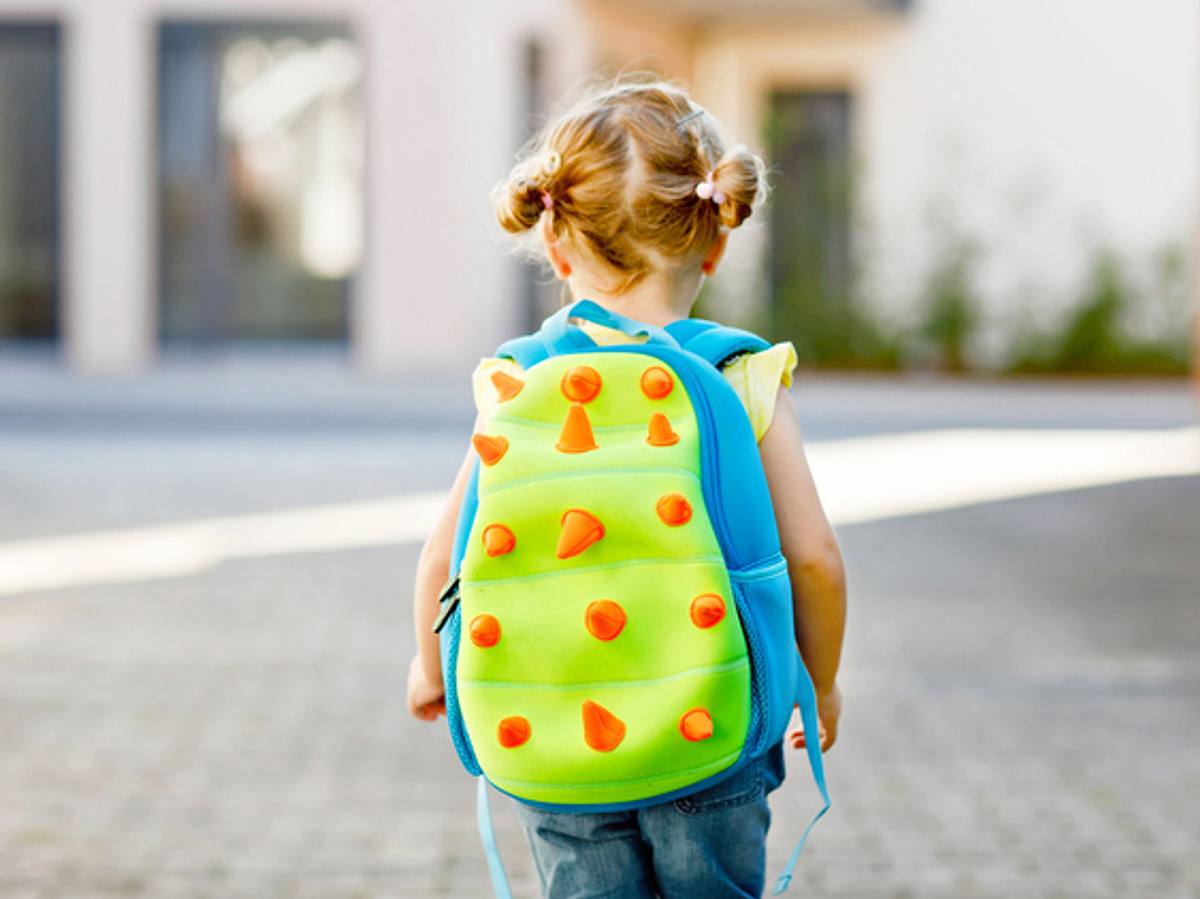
[859, 0, 1200, 355]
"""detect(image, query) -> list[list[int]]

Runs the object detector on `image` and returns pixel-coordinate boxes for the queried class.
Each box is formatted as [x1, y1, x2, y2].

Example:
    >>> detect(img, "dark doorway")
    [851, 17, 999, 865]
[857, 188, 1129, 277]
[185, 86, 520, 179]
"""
[0, 23, 61, 342]
[156, 21, 363, 343]
[766, 91, 857, 364]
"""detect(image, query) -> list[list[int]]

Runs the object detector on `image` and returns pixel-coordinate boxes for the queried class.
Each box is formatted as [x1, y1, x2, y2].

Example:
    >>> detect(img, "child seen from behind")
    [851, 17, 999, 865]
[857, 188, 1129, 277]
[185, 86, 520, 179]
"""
[407, 77, 847, 899]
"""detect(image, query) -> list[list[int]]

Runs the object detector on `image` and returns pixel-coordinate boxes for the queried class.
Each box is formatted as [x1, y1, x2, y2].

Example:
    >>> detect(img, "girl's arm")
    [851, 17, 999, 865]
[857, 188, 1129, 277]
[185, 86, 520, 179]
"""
[759, 385, 847, 750]
[407, 447, 476, 721]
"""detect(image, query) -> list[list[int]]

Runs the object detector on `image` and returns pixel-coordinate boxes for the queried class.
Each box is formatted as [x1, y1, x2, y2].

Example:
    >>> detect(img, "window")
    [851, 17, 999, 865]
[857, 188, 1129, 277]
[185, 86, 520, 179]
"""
[157, 21, 363, 342]
[766, 91, 855, 362]
[0, 23, 60, 341]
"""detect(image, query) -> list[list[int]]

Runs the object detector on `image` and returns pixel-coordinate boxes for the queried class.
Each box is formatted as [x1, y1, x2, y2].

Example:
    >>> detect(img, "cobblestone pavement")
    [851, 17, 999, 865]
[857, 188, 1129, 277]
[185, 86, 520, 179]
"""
[1, 375, 1198, 899]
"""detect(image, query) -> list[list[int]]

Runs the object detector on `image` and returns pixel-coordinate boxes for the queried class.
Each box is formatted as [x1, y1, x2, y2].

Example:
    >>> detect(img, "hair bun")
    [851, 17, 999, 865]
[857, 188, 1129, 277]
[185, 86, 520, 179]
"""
[495, 176, 547, 233]
[710, 145, 765, 230]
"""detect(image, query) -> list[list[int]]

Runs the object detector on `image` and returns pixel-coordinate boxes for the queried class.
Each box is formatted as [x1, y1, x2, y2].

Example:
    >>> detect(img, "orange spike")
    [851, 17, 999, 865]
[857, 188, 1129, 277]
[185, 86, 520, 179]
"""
[646, 413, 680, 447]
[640, 366, 674, 399]
[585, 600, 626, 641]
[469, 614, 501, 648]
[482, 524, 516, 557]
[491, 370, 524, 402]
[561, 365, 602, 403]
[472, 433, 509, 466]
[680, 708, 714, 742]
[557, 509, 605, 559]
[656, 493, 693, 526]
[498, 716, 531, 748]
[556, 403, 597, 453]
[582, 700, 626, 752]
[690, 593, 726, 629]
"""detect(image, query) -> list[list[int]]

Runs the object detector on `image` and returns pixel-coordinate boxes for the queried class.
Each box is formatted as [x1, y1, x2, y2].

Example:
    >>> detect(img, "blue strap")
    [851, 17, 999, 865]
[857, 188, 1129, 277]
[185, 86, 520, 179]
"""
[666, 318, 772, 369]
[477, 776, 513, 899]
[771, 661, 832, 895]
[541, 299, 680, 355]
[663, 317, 716, 345]
[497, 299, 684, 366]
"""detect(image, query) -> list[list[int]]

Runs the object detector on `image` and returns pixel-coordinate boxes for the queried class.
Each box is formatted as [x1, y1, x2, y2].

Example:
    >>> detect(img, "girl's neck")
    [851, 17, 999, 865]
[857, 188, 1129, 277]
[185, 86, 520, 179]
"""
[566, 266, 702, 327]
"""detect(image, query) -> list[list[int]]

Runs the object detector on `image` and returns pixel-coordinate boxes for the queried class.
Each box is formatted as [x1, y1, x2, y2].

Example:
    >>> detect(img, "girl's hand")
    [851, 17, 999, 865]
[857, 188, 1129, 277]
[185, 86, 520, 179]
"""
[407, 655, 447, 721]
[789, 681, 841, 752]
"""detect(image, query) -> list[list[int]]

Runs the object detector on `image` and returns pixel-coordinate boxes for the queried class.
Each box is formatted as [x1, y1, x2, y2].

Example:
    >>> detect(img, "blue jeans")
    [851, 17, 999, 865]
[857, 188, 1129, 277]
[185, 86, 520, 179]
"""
[514, 743, 786, 899]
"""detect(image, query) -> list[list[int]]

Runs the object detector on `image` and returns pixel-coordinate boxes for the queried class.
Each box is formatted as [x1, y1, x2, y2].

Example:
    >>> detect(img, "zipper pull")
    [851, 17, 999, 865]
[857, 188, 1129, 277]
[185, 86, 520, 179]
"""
[431, 573, 461, 634]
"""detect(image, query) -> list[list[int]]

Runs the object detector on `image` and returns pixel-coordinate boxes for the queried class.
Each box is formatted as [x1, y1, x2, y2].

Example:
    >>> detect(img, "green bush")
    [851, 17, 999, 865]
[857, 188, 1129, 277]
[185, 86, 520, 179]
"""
[918, 242, 979, 373]
[1008, 252, 1191, 375]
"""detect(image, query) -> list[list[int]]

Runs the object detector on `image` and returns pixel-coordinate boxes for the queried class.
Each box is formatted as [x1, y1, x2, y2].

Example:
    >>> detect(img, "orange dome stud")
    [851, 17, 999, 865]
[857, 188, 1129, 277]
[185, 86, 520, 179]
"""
[585, 600, 626, 641]
[556, 509, 605, 559]
[556, 403, 598, 453]
[498, 716, 531, 748]
[640, 366, 674, 400]
[582, 700, 626, 752]
[680, 708, 714, 742]
[561, 365, 602, 403]
[469, 614, 501, 647]
[656, 493, 692, 526]
[646, 413, 680, 447]
[491, 370, 524, 402]
[472, 433, 509, 466]
[482, 523, 516, 557]
[690, 593, 726, 629]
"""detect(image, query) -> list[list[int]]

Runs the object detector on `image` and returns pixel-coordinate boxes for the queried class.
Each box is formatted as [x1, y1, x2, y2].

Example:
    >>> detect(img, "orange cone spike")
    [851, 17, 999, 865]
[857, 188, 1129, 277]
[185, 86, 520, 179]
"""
[690, 593, 726, 629]
[680, 708, 714, 742]
[656, 493, 693, 526]
[582, 700, 626, 752]
[472, 433, 509, 466]
[585, 600, 626, 641]
[556, 403, 597, 453]
[646, 413, 680, 447]
[469, 613, 501, 647]
[640, 366, 674, 399]
[482, 523, 516, 557]
[557, 509, 605, 559]
[561, 365, 602, 403]
[498, 716, 531, 748]
[491, 370, 524, 402]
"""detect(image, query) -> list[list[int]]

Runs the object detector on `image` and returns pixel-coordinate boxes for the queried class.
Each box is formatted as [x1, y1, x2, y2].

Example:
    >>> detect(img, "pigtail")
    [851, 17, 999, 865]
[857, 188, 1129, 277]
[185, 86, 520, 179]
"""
[708, 144, 766, 230]
[493, 150, 563, 234]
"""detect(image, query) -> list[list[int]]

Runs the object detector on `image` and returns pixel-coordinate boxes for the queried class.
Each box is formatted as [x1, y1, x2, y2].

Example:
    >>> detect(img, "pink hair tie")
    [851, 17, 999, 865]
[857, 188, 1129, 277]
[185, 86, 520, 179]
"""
[540, 191, 554, 211]
[695, 173, 725, 205]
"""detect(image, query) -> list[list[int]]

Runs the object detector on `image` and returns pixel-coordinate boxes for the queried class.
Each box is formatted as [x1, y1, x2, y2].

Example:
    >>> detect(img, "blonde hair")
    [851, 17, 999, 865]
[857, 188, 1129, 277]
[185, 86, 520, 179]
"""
[493, 76, 766, 292]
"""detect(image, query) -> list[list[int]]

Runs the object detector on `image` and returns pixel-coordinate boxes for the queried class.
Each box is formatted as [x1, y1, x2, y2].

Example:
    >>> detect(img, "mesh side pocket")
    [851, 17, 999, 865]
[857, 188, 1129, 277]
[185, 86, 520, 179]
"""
[732, 580, 770, 758]
[443, 610, 482, 775]
[730, 560, 798, 757]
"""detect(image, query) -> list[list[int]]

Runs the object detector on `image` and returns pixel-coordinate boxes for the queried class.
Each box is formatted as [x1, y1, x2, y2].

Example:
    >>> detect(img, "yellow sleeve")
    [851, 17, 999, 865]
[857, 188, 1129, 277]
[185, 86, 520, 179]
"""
[471, 357, 525, 421]
[720, 342, 798, 442]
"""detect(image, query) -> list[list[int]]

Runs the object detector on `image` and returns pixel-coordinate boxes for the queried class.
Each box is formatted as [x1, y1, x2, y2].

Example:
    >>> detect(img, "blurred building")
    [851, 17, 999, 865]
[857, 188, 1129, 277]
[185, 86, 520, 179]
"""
[0, 0, 1196, 374]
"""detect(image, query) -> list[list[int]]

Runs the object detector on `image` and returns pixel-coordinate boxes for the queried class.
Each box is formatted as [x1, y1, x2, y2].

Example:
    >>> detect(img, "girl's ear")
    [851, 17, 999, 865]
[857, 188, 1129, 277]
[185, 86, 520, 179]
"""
[701, 231, 728, 275]
[540, 216, 572, 279]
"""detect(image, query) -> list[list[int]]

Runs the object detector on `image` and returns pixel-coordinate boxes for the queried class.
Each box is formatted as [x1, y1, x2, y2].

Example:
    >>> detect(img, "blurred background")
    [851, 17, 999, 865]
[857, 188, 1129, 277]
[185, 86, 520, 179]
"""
[1, 1, 1198, 898]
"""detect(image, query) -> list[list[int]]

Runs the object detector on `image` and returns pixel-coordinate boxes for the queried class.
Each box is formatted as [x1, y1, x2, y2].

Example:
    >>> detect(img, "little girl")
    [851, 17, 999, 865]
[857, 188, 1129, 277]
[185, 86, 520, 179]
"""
[407, 77, 846, 899]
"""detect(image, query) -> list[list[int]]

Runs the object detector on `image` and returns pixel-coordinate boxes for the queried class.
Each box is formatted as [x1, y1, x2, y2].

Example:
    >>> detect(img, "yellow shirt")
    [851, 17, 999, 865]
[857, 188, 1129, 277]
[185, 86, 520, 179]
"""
[472, 321, 797, 442]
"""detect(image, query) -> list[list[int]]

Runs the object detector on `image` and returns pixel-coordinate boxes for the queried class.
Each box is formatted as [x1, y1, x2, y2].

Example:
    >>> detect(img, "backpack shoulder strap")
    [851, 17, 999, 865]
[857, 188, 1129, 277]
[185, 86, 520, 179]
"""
[665, 318, 771, 370]
[495, 300, 682, 368]
[493, 333, 549, 369]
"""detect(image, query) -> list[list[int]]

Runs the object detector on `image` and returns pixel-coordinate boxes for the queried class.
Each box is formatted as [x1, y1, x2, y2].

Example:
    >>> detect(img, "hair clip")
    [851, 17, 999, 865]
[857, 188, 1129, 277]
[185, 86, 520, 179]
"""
[695, 172, 726, 205]
[675, 107, 705, 129]
[541, 151, 562, 176]
[540, 191, 554, 211]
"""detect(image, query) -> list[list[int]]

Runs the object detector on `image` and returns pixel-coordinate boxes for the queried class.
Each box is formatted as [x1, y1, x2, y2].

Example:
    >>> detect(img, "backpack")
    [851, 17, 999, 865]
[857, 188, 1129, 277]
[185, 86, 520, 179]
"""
[434, 300, 829, 896]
